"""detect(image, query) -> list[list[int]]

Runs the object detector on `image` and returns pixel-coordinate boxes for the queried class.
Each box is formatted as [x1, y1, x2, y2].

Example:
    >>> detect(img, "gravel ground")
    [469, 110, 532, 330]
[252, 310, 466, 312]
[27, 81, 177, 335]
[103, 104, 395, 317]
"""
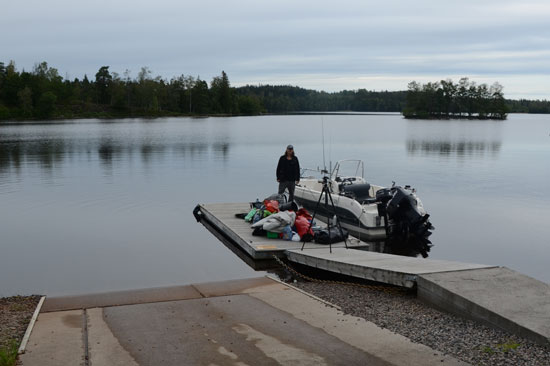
[0, 296, 41, 351]
[295, 282, 550, 366]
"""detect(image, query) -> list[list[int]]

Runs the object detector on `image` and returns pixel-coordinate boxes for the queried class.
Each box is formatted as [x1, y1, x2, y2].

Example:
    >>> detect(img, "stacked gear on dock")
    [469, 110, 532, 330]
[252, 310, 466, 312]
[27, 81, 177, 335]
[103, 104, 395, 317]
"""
[236, 194, 348, 244]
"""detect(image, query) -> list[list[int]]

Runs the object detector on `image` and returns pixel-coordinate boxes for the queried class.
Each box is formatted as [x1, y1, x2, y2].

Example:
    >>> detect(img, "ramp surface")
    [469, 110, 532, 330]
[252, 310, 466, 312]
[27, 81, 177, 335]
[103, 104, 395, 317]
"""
[20, 277, 468, 366]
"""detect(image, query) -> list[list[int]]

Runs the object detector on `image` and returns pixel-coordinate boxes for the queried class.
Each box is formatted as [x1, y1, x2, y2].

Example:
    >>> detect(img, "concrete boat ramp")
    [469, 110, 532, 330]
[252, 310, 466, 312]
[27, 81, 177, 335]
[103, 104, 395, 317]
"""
[19, 277, 467, 366]
[195, 202, 550, 346]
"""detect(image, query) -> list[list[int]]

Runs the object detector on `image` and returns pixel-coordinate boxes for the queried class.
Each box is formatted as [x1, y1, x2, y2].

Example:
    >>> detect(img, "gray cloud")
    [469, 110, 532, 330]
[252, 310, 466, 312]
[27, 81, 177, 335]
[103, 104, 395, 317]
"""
[2, 0, 549, 98]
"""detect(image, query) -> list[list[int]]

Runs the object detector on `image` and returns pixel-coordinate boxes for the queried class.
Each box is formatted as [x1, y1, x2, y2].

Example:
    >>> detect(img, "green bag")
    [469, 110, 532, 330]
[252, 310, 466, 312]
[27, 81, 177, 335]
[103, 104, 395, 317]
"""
[244, 208, 257, 222]
[266, 231, 279, 239]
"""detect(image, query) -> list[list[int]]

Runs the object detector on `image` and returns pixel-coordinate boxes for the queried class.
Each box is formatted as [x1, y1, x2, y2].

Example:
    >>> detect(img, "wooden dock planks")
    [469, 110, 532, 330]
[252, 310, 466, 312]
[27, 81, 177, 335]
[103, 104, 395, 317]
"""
[197, 202, 369, 259]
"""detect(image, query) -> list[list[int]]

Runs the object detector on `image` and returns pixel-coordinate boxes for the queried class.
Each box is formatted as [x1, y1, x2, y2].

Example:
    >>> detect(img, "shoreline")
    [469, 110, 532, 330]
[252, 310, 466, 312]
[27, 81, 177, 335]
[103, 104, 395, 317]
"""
[0, 110, 545, 124]
[0, 295, 41, 365]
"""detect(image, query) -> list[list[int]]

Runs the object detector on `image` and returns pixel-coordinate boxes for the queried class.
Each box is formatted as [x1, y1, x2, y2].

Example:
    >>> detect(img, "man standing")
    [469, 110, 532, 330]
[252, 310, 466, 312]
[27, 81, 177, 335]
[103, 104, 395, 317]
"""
[276, 145, 300, 202]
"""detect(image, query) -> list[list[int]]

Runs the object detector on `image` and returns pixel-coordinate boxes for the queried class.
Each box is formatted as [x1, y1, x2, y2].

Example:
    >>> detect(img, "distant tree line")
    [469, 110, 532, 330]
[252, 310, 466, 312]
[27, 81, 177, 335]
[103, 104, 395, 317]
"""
[234, 85, 406, 113]
[0, 61, 245, 120]
[505, 98, 550, 114]
[0, 60, 549, 121]
[403, 78, 508, 119]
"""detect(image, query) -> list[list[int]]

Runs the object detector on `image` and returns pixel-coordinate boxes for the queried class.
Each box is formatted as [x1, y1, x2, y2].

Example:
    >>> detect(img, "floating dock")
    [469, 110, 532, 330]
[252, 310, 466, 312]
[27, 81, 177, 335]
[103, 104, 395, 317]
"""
[195, 202, 369, 260]
[195, 202, 550, 347]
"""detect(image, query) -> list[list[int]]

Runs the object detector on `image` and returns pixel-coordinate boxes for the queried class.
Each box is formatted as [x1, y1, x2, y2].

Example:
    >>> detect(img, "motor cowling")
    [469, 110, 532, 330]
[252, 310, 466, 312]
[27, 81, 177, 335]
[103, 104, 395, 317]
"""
[380, 186, 434, 258]
[387, 187, 431, 233]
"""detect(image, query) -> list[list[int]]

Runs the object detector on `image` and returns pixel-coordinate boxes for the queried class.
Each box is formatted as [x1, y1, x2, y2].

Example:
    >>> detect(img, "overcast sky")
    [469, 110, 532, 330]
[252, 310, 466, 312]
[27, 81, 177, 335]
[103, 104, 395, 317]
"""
[2, 0, 550, 99]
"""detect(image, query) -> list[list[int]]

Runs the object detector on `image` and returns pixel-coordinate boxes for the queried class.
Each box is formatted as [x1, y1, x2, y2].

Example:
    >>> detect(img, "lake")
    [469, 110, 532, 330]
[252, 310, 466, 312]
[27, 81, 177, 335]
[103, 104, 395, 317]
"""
[1, 114, 549, 296]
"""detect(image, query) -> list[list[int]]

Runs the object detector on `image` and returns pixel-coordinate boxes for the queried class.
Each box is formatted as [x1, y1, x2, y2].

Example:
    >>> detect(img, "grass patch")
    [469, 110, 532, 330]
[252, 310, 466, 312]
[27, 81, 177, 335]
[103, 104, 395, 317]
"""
[480, 341, 520, 355]
[8, 303, 26, 312]
[0, 340, 18, 366]
[497, 341, 520, 353]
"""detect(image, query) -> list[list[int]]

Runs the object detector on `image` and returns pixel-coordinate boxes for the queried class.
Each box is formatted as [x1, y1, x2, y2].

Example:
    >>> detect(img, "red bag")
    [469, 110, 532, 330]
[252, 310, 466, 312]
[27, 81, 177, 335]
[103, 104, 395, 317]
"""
[296, 208, 312, 221]
[294, 215, 313, 238]
[264, 200, 279, 213]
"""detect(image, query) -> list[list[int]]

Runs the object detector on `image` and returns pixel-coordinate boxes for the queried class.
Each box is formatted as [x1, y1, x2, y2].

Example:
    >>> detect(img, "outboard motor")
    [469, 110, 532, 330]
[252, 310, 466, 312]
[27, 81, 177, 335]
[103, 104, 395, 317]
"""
[379, 186, 434, 258]
[386, 188, 424, 227]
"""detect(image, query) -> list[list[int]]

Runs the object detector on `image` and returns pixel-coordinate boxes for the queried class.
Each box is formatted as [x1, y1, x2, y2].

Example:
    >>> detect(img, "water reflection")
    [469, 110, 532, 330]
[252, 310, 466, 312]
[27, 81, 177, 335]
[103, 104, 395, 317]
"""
[0, 139, 67, 174]
[0, 142, 21, 173]
[406, 140, 501, 158]
[0, 138, 231, 176]
[212, 142, 230, 160]
[367, 238, 430, 258]
[173, 142, 209, 158]
[98, 142, 119, 163]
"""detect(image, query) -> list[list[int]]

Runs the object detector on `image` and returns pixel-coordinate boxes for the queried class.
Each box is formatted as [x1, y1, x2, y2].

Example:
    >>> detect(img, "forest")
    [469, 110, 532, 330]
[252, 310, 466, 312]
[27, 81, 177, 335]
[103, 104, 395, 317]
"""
[0, 60, 549, 120]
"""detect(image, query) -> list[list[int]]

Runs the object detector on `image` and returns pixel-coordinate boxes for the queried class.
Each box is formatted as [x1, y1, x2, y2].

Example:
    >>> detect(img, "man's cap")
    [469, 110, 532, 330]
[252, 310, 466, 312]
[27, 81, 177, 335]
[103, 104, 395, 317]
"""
[287, 144, 294, 149]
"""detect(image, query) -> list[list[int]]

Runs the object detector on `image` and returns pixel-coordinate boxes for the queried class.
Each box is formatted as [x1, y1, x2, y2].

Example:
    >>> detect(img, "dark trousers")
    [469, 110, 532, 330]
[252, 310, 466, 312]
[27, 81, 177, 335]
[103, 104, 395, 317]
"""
[278, 181, 296, 202]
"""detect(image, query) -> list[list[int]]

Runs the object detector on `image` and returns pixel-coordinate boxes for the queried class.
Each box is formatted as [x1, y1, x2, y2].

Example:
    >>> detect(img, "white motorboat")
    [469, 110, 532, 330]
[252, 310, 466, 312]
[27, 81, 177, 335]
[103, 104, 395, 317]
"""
[294, 160, 434, 257]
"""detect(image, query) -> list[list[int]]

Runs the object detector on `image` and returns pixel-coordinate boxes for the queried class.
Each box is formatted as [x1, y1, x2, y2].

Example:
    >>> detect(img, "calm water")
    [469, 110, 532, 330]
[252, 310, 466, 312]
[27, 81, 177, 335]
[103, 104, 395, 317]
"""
[1, 114, 549, 296]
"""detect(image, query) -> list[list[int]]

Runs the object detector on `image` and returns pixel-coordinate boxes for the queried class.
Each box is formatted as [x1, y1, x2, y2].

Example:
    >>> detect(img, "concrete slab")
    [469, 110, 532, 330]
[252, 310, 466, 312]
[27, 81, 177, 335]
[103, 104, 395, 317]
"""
[418, 267, 550, 346]
[197, 202, 368, 259]
[103, 295, 387, 366]
[286, 247, 496, 288]
[42, 284, 203, 312]
[87, 307, 139, 366]
[19, 310, 85, 366]
[192, 277, 288, 297]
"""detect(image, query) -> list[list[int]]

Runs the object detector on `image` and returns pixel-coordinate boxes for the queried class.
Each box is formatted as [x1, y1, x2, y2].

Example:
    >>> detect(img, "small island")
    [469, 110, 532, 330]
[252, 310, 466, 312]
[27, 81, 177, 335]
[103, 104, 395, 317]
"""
[403, 78, 508, 120]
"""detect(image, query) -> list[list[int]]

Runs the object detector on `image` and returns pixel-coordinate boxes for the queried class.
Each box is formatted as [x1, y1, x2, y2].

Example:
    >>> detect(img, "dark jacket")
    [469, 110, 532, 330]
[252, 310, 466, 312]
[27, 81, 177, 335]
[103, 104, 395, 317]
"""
[277, 155, 300, 182]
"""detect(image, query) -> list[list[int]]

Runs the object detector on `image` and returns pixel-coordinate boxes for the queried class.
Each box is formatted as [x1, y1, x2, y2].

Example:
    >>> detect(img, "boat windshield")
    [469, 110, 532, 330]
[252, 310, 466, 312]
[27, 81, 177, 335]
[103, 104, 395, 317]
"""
[331, 160, 364, 180]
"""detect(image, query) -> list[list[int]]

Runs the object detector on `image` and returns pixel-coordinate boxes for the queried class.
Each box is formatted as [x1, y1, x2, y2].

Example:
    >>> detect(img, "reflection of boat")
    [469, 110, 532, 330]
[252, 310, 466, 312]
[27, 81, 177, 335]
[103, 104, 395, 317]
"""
[294, 160, 434, 257]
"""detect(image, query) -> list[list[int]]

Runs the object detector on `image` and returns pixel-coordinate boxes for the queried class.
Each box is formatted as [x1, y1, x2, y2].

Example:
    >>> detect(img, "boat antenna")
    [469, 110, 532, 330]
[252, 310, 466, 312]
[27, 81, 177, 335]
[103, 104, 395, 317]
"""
[329, 132, 332, 174]
[321, 116, 327, 173]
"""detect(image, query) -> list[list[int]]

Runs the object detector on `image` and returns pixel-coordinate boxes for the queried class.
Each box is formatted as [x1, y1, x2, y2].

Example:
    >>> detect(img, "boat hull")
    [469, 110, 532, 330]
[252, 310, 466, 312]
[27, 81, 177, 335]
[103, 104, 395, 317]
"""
[293, 188, 388, 241]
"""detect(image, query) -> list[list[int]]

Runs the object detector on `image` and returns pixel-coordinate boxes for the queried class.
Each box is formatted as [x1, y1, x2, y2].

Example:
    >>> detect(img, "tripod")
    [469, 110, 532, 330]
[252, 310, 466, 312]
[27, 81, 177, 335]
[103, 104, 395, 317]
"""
[301, 175, 349, 253]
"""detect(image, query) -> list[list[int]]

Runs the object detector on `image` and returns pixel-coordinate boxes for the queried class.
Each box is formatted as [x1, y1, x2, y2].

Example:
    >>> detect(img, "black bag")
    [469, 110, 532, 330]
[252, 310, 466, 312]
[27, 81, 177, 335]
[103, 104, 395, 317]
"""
[314, 227, 349, 244]
[252, 227, 267, 237]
